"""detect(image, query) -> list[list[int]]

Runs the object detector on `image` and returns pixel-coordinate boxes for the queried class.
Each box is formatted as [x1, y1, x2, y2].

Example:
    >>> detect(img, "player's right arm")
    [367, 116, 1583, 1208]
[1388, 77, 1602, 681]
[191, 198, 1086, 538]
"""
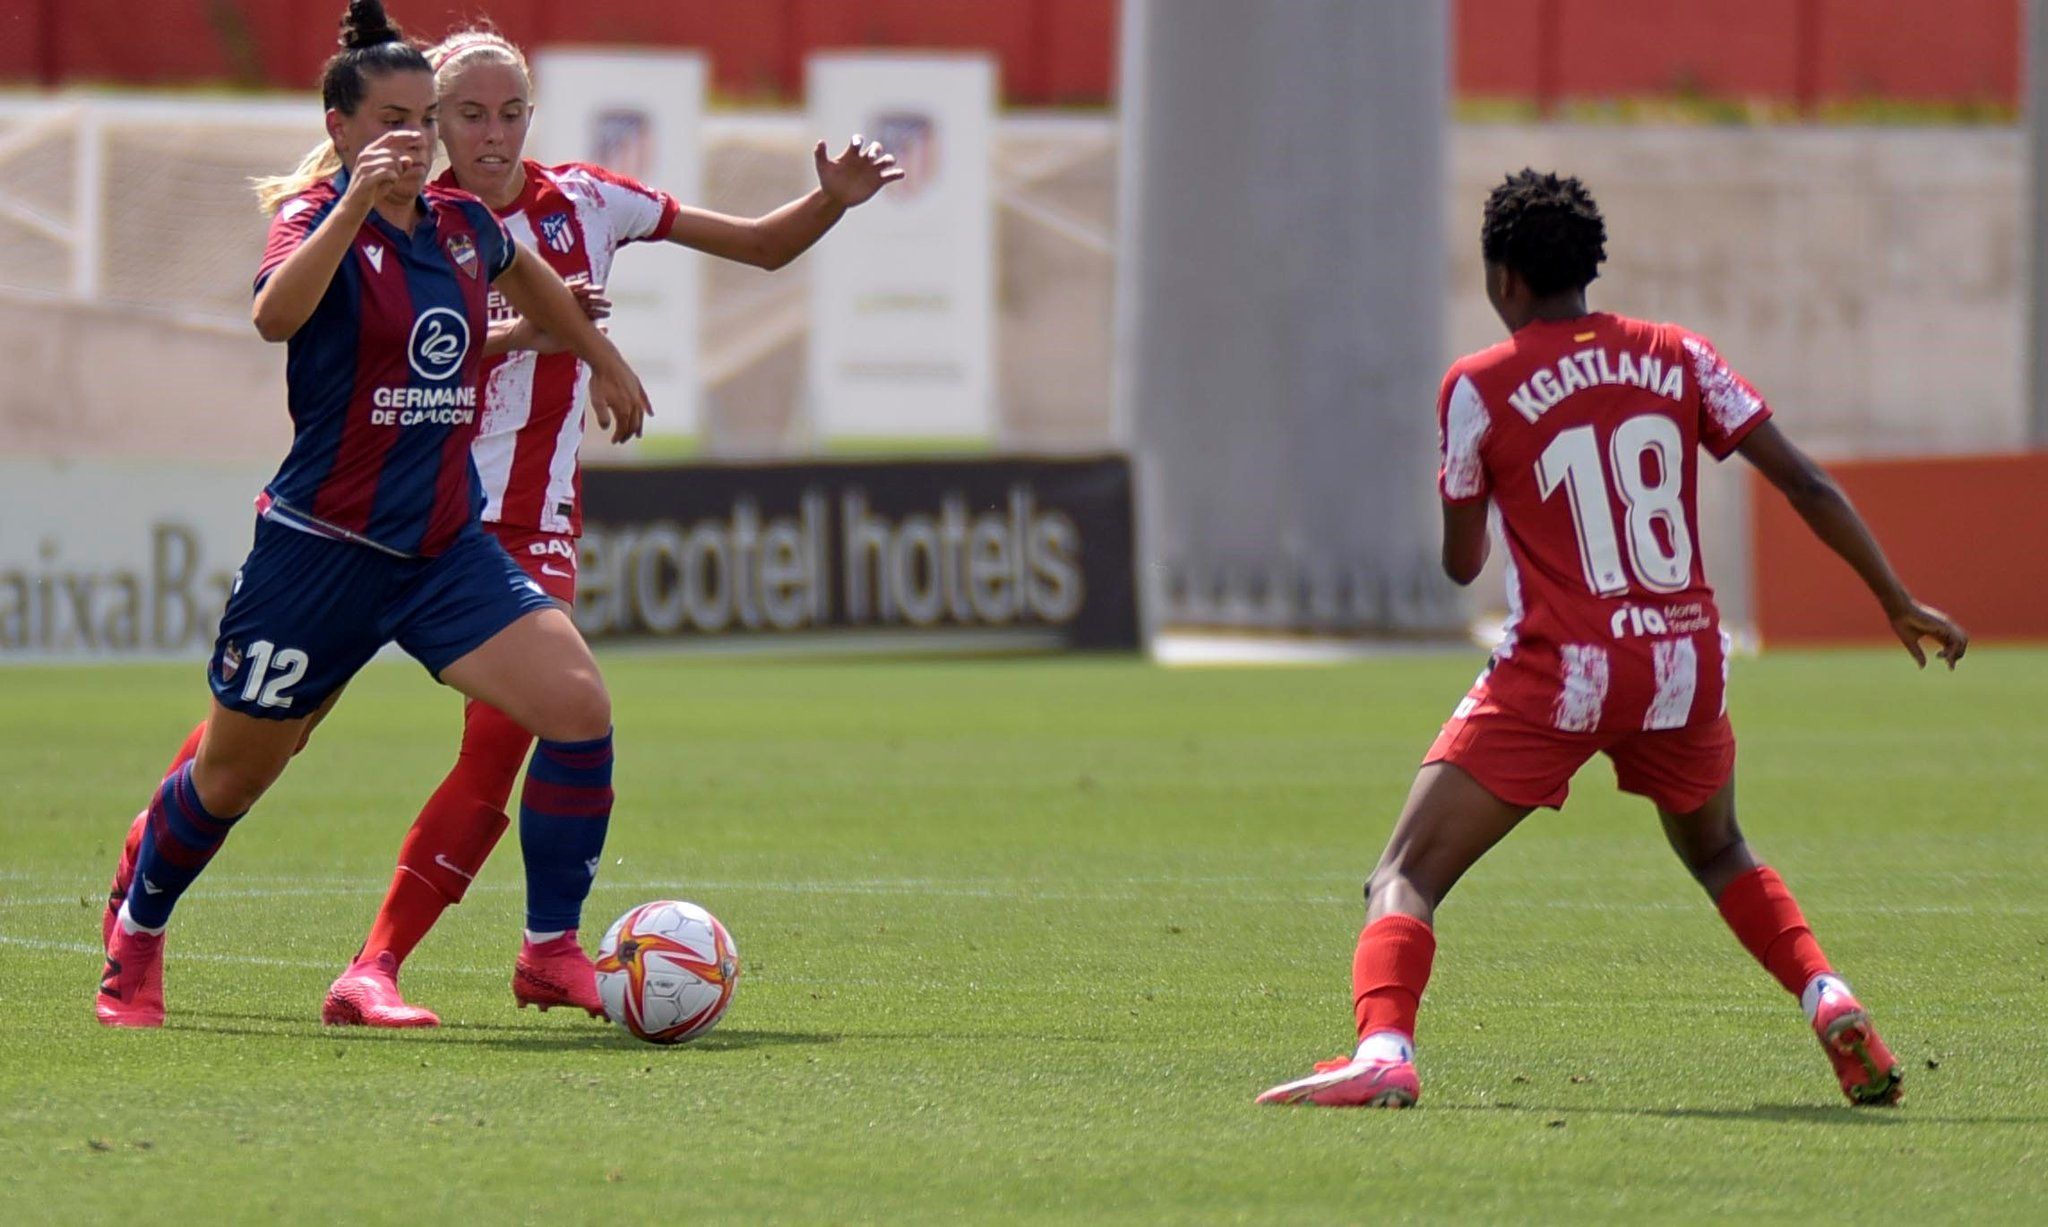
[493, 245, 649, 442]
[252, 131, 420, 342]
[1436, 367, 1492, 585]
[1737, 420, 1968, 669]
[1441, 500, 1490, 586]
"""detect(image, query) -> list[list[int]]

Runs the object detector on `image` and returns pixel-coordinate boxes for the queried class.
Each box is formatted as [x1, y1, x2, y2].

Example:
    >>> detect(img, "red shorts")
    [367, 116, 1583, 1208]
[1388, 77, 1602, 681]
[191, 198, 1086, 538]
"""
[485, 522, 578, 604]
[1424, 680, 1735, 813]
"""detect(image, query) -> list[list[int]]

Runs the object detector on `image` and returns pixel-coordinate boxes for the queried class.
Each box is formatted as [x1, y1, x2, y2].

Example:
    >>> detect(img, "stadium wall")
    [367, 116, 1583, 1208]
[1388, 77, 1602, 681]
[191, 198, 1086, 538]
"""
[4, 115, 2018, 466]
[1, 1, 2022, 107]
[1750, 452, 2048, 645]
[2, 112, 2025, 637]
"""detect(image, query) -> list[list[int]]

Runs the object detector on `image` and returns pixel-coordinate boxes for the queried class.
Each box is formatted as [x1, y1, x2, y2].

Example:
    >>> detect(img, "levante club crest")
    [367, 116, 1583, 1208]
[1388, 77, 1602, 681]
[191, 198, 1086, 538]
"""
[445, 233, 479, 278]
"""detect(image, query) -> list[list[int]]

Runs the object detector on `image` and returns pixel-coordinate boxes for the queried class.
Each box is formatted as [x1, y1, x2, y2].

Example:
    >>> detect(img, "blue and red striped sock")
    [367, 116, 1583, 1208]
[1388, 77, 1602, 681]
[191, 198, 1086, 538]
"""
[518, 731, 615, 933]
[124, 762, 244, 931]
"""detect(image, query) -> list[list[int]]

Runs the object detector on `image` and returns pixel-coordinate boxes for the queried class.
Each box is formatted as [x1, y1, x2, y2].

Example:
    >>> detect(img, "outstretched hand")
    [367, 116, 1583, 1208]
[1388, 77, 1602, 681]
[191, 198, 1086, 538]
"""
[814, 134, 906, 207]
[1889, 599, 1968, 670]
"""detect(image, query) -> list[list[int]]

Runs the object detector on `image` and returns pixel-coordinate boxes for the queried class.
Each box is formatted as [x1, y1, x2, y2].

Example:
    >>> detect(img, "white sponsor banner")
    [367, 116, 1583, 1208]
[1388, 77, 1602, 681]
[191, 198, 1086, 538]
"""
[531, 50, 704, 438]
[0, 460, 272, 659]
[808, 54, 996, 440]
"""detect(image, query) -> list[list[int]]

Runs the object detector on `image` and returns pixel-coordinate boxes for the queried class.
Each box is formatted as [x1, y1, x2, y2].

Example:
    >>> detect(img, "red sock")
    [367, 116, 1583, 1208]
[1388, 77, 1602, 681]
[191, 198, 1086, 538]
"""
[361, 701, 532, 966]
[162, 719, 206, 780]
[1351, 913, 1437, 1042]
[1715, 865, 1832, 997]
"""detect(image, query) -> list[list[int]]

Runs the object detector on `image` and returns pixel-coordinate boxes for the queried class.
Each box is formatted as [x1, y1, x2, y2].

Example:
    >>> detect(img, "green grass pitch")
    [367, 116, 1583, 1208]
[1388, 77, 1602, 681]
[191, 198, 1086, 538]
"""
[2, 647, 2044, 1223]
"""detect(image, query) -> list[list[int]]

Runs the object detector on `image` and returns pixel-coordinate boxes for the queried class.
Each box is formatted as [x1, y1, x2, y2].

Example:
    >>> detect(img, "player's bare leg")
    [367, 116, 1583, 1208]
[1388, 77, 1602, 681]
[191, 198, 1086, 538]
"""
[1365, 763, 1535, 925]
[1260, 764, 1533, 1107]
[105, 694, 343, 949]
[1662, 784, 1902, 1105]
[440, 608, 614, 1018]
[98, 700, 322, 1027]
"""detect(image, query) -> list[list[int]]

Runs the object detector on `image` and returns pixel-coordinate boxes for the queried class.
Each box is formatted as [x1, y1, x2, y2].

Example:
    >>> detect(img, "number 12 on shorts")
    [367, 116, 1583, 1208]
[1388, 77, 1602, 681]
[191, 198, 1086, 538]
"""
[240, 639, 309, 710]
[1535, 413, 1695, 597]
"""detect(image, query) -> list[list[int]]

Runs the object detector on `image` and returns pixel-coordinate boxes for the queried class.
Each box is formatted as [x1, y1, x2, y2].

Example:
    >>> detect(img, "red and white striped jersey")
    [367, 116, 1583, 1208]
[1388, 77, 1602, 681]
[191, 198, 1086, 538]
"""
[436, 160, 680, 536]
[1437, 312, 1772, 735]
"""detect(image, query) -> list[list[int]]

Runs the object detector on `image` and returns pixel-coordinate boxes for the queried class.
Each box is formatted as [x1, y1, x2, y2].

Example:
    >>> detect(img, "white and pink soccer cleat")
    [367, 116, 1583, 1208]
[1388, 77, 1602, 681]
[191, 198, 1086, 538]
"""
[1256, 1054, 1422, 1108]
[95, 923, 166, 1029]
[514, 932, 605, 1018]
[1809, 980, 1903, 1105]
[322, 951, 441, 1028]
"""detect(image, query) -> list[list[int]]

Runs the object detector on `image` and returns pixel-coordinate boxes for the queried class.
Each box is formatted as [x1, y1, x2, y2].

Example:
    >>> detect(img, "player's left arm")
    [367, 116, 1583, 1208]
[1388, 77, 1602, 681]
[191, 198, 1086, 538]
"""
[495, 244, 649, 443]
[663, 136, 903, 271]
[1737, 419, 1968, 669]
[1441, 500, 1490, 586]
[483, 279, 611, 357]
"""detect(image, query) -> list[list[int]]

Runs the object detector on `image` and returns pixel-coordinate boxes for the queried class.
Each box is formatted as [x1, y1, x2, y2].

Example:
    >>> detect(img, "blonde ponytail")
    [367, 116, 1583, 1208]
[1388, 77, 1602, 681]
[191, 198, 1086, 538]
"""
[253, 139, 344, 214]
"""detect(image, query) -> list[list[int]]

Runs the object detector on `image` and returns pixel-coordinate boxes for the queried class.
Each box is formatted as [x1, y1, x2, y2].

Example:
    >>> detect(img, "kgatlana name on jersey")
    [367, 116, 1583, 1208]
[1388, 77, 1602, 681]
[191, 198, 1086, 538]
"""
[1505, 348, 1685, 423]
[370, 383, 479, 427]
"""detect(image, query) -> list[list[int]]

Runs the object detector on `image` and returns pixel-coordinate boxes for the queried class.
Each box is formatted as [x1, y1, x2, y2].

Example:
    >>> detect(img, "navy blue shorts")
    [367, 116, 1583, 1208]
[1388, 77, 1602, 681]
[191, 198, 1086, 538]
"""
[209, 517, 556, 720]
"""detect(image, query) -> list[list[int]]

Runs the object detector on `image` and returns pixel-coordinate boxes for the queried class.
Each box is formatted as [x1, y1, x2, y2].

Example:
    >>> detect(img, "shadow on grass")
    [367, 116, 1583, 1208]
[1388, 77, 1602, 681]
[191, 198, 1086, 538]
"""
[163, 1014, 838, 1053]
[1432, 1101, 2048, 1126]
[167, 1010, 1108, 1049]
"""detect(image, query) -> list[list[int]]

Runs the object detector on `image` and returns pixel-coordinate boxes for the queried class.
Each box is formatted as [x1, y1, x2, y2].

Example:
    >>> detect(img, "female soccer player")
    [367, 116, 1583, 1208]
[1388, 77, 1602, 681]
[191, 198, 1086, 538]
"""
[95, 0, 652, 1028]
[100, 25, 904, 1026]
[318, 28, 905, 1026]
[1256, 170, 1968, 1107]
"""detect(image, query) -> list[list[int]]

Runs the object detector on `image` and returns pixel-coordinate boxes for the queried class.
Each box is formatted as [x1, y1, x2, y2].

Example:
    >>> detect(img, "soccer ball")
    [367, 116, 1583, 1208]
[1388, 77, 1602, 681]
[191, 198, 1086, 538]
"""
[593, 900, 740, 1044]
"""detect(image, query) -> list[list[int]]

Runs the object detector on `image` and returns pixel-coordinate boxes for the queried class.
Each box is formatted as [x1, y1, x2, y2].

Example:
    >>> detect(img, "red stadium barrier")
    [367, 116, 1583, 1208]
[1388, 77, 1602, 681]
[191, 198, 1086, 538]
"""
[0, 0, 1117, 103]
[1458, 0, 2019, 111]
[0, 0, 2022, 108]
[1750, 452, 2048, 646]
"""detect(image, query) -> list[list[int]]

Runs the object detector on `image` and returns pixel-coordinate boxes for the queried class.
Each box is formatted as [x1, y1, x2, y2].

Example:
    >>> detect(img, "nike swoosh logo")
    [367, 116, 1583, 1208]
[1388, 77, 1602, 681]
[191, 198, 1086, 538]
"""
[540, 565, 572, 578]
[432, 854, 476, 882]
[142, 878, 163, 895]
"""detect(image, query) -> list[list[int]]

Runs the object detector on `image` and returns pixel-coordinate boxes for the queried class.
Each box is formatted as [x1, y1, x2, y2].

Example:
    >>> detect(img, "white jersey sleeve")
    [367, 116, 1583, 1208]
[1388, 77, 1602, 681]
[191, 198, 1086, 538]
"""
[559, 162, 682, 245]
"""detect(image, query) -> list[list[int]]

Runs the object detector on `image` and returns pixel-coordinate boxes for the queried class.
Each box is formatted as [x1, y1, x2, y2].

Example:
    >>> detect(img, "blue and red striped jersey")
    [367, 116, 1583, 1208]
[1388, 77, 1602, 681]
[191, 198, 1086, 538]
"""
[254, 171, 517, 557]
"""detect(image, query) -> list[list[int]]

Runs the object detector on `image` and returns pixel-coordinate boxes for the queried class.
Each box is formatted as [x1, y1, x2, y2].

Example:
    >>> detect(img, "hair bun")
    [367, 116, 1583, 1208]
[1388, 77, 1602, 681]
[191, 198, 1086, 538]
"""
[339, 0, 403, 51]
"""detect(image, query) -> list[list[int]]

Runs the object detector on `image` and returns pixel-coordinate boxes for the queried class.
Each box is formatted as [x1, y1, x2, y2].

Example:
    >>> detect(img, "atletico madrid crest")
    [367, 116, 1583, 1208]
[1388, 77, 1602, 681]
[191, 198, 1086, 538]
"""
[446, 233, 479, 278]
[538, 212, 576, 254]
[872, 111, 936, 199]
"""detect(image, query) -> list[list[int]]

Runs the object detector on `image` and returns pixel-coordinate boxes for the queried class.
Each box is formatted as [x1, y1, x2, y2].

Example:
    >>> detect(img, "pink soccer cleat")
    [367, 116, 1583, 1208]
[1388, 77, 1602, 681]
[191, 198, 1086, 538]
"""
[322, 951, 441, 1028]
[101, 810, 148, 950]
[514, 932, 605, 1018]
[95, 924, 166, 1029]
[1812, 987, 1903, 1105]
[1256, 1055, 1422, 1108]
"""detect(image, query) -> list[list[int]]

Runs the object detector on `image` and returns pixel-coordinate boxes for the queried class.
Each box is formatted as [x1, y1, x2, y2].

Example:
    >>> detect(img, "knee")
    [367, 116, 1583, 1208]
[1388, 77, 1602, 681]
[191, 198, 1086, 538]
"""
[190, 758, 276, 817]
[540, 673, 611, 744]
[1670, 822, 1745, 878]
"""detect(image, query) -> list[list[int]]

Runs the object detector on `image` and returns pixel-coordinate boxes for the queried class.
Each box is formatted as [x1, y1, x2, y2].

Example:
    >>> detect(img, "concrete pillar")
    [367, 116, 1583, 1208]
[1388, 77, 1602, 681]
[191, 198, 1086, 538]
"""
[1115, 0, 1459, 637]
